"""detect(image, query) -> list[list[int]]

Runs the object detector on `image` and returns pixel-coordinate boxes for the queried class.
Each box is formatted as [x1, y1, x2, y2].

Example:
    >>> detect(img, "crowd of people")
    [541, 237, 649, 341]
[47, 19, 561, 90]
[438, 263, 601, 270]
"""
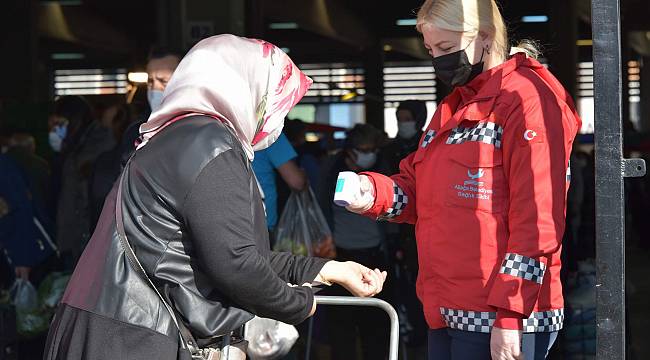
[0, 61, 429, 358]
[0, 43, 609, 360]
[2, 1, 650, 359]
[0, 35, 423, 358]
[0, 48, 182, 284]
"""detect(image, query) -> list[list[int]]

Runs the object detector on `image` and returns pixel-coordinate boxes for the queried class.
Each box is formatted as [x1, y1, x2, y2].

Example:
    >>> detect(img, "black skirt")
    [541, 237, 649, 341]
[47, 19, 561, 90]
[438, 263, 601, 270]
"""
[43, 304, 181, 360]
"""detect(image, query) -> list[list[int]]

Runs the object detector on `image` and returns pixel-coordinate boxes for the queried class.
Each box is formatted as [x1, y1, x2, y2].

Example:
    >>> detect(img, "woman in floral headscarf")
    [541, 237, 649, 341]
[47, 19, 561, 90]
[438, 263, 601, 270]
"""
[44, 35, 386, 360]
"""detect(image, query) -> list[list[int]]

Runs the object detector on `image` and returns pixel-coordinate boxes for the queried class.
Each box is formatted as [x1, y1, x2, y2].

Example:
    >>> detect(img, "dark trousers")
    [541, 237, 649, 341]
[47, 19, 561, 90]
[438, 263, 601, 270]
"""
[428, 328, 558, 360]
[324, 246, 390, 360]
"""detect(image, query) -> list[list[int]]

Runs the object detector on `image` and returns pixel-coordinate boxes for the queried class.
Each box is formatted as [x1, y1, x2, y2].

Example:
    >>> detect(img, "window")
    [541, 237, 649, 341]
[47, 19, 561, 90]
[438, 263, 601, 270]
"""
[287, 103, 364, 130]
[53, 69, 128, 96]
[299, 64, 365, 103]
[383, 62, 437, 137]
[577, 61, 595, 134]
[628, 59, 641, 129]
[576, 59, 642, 134]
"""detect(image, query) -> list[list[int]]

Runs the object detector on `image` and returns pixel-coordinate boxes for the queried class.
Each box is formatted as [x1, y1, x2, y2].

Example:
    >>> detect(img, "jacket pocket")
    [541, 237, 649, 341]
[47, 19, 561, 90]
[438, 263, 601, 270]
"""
[444, 152, 507, 214]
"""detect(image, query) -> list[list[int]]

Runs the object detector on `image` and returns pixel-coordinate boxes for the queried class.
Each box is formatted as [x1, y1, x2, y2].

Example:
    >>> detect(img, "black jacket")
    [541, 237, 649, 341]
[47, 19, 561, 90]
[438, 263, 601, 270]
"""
[45, 116, 328, 360]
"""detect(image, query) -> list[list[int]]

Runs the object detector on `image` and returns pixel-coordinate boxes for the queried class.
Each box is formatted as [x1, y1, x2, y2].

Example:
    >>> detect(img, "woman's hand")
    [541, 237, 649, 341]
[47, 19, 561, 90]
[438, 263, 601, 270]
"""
[318, 261, 387, 297]
[490, 327, 523, 360]
[344, 174, 375, 214]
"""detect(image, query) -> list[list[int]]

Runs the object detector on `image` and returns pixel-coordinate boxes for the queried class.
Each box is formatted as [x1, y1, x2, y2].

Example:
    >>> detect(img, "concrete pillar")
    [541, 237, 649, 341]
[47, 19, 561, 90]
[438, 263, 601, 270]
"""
[549, 0, 578, 100]
[155, 0, 184, 50]
[0, 0, 38, 101]
[363, 42, 385, 131]
[245, 0, 265, 38]
[155, 0, 246, 52]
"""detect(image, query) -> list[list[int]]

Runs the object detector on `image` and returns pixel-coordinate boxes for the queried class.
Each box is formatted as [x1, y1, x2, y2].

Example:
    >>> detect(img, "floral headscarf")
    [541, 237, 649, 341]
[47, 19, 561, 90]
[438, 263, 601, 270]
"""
[139, 34, 312, 159]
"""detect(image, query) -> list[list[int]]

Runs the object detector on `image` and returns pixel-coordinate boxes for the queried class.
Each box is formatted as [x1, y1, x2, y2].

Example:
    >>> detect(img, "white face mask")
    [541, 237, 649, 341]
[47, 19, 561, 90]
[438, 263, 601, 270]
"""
[147, 89, 164, 113]
[353, 149, 377, 170]
[397, 121, 418, 139]
[48, 124, 67, 152]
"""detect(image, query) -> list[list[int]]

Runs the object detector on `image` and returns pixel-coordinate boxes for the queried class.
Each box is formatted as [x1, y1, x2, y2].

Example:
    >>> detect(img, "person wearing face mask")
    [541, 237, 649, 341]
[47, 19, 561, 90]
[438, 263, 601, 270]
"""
[43, 35, 387, 360]
[48, 122, 67, 153]
[112, 47, 184, 170]
[316, 123, 391, 360]
[339, 1, 582, 359]
[50, 95, 115, 269]
[384, 100, 429, 176]
[146, 47, 182, 113]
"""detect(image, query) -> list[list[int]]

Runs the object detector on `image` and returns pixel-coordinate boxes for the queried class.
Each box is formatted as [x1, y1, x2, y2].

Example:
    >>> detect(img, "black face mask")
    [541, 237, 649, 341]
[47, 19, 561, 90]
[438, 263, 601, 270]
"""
[432, 46, 485, 88]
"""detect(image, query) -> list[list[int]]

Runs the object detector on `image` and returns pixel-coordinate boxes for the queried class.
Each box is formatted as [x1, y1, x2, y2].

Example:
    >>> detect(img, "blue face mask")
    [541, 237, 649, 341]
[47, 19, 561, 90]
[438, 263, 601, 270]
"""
[147, 89, 164, 112]
[353, 149, 378, 169]
[48, 124, 67, 152]
[397, 121, 418, 139]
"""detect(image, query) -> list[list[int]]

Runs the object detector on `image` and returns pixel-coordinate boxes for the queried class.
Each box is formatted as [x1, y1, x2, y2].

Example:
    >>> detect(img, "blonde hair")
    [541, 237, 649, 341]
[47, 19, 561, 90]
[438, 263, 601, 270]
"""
[510, 39, 542, 59]
[416, 0, 512, 61]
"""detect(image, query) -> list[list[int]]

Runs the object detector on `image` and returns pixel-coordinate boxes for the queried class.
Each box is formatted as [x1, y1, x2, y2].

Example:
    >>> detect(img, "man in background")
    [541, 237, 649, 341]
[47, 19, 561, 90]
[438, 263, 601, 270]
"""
[145, 47, 182, 114]
[118, 47, 182, 164]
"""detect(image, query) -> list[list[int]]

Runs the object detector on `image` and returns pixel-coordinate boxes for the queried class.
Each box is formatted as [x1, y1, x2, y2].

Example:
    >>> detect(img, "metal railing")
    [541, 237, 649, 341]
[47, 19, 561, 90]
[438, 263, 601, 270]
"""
[312, 296, 399, 360]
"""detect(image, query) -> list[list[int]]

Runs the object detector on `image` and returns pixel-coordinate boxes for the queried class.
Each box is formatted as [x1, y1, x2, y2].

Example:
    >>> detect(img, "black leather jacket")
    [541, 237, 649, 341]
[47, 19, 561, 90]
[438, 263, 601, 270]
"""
[59, 116, 326, 344]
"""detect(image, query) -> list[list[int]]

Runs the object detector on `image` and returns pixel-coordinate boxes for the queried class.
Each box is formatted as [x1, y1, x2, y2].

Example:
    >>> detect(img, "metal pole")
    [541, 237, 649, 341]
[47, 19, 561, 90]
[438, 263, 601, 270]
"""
[304, 317, 313, 360]
[591, 0, 646, 358]
[314, 296, 399, 360]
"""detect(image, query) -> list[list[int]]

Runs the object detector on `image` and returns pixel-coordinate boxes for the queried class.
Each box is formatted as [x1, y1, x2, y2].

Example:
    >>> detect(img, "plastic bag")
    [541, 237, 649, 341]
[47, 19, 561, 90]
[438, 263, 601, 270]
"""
[16, 308, 50, 337]
[9, 279, 38, 312]
[245, 316, 299, 360]
[273, 188, 335, 258]
[38, 272, 71, 308]
[9, 278, 49, 336]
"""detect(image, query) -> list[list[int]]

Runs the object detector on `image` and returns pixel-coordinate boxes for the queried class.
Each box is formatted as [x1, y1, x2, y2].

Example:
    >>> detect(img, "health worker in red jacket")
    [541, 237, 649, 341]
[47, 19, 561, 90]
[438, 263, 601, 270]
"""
[341, 1, 581, 359]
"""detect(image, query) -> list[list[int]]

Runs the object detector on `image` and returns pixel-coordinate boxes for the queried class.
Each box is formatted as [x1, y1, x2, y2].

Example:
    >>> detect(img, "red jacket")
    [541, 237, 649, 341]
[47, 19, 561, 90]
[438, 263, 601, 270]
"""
[363, 53, 581, 333]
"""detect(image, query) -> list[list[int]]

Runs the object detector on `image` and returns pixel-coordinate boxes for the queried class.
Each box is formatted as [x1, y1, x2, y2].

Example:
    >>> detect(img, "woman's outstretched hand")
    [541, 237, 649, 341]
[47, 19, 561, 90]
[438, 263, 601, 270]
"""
[317, 260, 387, 297]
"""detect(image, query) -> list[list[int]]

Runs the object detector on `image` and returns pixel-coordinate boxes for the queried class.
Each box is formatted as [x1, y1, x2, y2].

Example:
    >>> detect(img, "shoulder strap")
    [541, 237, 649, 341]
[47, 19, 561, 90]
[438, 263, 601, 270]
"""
[114, 166, 200, 355]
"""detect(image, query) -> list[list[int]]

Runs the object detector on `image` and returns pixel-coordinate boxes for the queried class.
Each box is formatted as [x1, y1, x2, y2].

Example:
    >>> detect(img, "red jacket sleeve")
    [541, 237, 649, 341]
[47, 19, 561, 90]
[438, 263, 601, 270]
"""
[488, 95, 579, 329]
[360, 151, 417, 224]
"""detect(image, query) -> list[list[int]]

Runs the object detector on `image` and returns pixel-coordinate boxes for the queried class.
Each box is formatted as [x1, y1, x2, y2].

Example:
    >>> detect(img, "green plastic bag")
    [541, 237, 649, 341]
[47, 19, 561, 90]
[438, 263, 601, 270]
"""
[38, 272, 71, 308]
[6, 273, 71, 337]
[9, 279, 49, 337]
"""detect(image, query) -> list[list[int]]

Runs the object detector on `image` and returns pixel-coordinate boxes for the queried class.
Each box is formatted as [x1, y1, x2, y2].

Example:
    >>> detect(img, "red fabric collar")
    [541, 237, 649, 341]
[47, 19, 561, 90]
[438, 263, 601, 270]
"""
[432, 53, 550, 132]
[455, 53, 527, 104]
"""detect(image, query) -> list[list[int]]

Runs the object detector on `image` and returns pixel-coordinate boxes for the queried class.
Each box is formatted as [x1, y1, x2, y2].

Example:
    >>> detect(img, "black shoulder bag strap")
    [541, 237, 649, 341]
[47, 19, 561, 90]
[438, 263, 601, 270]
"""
[114, 166, 201, 356]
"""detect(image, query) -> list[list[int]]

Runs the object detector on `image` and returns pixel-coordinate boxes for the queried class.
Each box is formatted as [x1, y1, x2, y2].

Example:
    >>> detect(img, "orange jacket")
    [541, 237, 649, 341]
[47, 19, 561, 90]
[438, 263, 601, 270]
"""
[363, 53, 581, 333]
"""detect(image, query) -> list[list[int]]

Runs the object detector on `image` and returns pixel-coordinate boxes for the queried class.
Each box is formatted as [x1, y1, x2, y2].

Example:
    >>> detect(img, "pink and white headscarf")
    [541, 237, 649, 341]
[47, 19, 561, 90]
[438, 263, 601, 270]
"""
[138, 34, 313, 160]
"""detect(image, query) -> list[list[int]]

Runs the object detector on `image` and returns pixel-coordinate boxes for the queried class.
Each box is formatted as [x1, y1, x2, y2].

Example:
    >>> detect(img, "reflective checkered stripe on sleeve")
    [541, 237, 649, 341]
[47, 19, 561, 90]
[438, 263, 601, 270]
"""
[421, 130, 437, 148]
[522, 309, 565, 333]
[440, 307, 564, 333]
[378, 183, 408, 220]
[446, 121, 504, 148]
[439, 308, 495, 333]
[499, 253, 547, 284]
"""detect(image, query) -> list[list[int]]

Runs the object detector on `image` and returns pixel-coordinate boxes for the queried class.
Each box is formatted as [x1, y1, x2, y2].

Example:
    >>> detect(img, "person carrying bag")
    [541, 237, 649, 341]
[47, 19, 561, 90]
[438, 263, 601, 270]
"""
[43, 35, 386, 360]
